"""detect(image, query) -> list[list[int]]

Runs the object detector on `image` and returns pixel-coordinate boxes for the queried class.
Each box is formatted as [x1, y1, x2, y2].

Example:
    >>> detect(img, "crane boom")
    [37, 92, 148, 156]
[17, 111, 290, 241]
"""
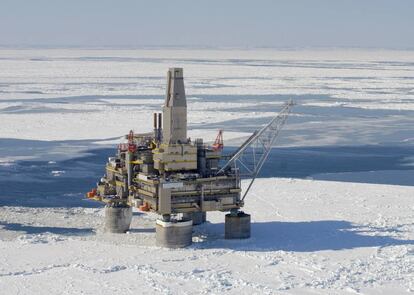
[217, 100, 294, 200]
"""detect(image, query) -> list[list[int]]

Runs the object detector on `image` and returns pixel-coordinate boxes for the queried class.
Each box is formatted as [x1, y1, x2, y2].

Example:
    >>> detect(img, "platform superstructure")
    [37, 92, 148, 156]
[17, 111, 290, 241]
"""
[87, 68, 293, 248]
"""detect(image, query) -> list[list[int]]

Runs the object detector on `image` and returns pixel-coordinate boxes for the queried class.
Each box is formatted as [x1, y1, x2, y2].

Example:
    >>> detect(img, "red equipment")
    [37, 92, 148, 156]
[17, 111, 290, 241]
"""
[212, 130, 224, 151]
[118, 130, 137, 152]
[127, 130, 137, 153]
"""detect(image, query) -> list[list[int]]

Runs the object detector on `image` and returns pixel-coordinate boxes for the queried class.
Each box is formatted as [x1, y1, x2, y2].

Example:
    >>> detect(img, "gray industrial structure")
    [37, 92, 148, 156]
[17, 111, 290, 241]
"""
[87, 68, 293, 248]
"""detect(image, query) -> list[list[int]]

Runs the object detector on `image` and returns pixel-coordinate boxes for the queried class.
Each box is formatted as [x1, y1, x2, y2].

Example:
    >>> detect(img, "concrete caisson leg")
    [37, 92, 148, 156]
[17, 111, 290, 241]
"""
[104, 205, 133, 233]
[156, 219, 193, 248]
[183, 211, 207, 225]
[225, 212, 251, 239]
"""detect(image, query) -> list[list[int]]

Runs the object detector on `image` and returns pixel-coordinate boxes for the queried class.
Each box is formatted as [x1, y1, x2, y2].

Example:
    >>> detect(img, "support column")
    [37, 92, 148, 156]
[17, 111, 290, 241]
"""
[104, 204, 133, 233]
[156, 217, 193, 248]
[225, 211, 251, 239]
[183, 211, 207, 225]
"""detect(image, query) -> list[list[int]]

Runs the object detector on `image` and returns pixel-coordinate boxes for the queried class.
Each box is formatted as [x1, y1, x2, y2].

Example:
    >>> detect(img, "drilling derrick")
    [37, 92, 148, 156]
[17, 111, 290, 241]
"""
[87, 68, 293, 248]
[153, 69, 197, 173]
[163, 68, 187, 144]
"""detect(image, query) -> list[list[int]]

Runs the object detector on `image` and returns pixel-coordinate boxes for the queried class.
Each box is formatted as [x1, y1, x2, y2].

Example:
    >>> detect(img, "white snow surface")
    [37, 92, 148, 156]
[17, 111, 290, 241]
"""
[1, 178, 414, 294]
[1, 48, 414, 294]
[0, 48, 414, 142]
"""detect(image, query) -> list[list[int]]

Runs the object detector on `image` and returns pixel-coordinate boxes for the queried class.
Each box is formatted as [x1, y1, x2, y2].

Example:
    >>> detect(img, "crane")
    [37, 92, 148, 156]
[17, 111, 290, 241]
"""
[212, 130, 224, 151]
[217, 100, 294, 201]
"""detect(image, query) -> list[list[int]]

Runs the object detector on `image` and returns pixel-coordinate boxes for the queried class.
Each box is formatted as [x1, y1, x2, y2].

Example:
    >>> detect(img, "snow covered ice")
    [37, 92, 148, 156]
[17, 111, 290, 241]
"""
[1, 179, 414, 294]
[1, 48, 414, 294]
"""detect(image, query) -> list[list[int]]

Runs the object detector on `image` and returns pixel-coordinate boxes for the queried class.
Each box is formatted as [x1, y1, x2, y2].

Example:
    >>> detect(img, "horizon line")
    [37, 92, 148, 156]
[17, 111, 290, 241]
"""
[1, 44, 414, 51]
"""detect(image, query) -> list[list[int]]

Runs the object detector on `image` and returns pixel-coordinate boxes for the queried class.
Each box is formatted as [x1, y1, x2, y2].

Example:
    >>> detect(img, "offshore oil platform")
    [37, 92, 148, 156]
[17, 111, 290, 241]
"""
[87, 68, 293, 248]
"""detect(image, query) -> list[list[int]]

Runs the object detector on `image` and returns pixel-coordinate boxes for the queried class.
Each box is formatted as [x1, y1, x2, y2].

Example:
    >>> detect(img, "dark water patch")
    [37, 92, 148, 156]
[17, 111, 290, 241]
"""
[0, 94, 159, 104]
[221, 103, 414, 118]
[0, 105, 87, 114]
[328, 76, 381, 81]
[29, 58, 51, 61]
[375, 61, 414, 67]
[197, 94, 328, 103]
[192, 116, 272, 134]
[0, 93, 352, 106]
[0, 138, 118, 162]
[1, 143, 413, 208]
[221, 145, 414, 186]
[192, 83, 234, 89]
[0, 147, 114, 207]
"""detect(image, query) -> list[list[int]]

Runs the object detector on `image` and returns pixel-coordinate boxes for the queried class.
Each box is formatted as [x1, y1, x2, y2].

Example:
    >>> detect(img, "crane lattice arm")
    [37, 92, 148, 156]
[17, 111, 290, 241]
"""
[217, 100, 294, 201]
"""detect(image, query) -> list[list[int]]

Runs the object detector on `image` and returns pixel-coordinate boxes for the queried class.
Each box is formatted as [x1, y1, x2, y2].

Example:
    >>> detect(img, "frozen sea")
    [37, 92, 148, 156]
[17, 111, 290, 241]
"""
[0, 48, 414, 294]
[0, 48, 413, 206]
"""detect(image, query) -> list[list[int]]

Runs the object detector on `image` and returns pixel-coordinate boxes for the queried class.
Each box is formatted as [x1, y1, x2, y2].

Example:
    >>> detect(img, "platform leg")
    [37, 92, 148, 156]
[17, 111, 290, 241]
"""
[104, 204, 132, 233]
[183, 211, 207, 225]
[225, 211, 251, 239]
[156, 217, 193, 248]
